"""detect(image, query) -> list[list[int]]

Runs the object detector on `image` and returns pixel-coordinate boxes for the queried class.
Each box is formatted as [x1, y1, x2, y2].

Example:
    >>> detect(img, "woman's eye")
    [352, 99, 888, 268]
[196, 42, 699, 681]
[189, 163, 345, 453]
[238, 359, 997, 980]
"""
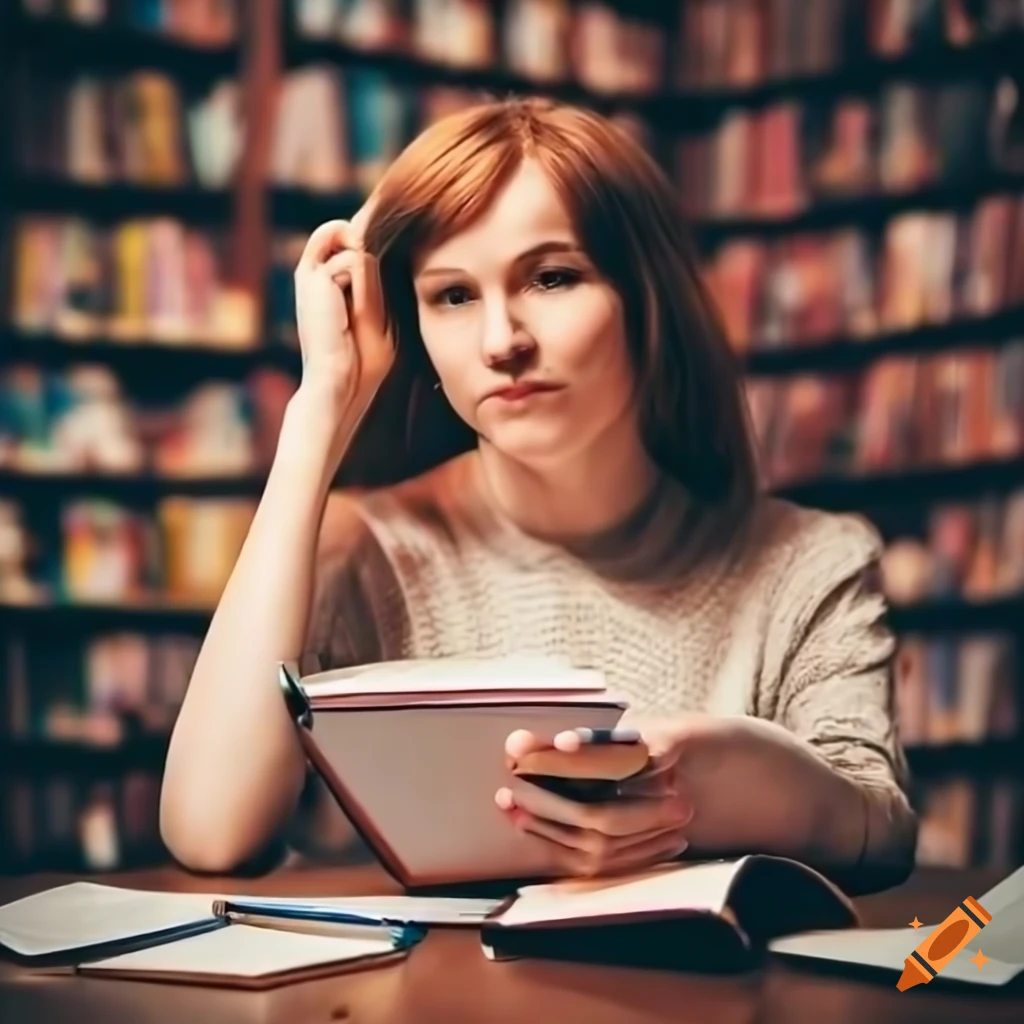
[533, 268, 579, 291]
[435, 286, 473, 307]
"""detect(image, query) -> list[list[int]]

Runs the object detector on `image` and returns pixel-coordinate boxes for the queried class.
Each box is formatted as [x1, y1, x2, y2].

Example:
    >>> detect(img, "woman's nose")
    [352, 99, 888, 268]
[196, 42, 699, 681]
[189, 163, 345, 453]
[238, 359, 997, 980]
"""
[480, 303, 537, 371]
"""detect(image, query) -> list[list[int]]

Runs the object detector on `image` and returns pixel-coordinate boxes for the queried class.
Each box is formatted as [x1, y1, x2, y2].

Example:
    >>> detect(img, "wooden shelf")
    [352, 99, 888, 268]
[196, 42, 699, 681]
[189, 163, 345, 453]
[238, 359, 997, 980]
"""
[744, 306, 1024, 377]
[887, 596, 1024, 635]
[0, 469, 267, 504]
[0, 328, 301, 382]
[12, 12, 239, 78]
[0, 601, 213, 635]
[774, 457, 1024, 510]
[694, 171, 1024, 247]
[6, 176, 233, 223]
[0, 734, 171, 778]
[660, 30, 1024, 125]
[905, 739, 1024, 780]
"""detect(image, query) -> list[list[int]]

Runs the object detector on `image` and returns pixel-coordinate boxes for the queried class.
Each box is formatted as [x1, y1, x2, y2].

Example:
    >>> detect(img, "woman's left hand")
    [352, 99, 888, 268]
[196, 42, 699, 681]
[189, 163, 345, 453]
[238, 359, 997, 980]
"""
[497, 714, 864, 877]
[496, 722, 694, 877]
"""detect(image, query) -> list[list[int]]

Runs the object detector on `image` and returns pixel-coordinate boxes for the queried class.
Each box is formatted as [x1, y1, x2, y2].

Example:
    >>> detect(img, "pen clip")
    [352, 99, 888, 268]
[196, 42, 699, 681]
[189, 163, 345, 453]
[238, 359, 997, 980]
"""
[278, 662, 313, 729]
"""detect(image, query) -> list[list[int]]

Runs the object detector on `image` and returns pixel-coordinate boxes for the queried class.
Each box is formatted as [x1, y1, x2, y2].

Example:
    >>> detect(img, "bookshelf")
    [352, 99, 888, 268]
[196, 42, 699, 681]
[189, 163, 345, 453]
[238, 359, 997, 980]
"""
[2, 0, 1022, 875]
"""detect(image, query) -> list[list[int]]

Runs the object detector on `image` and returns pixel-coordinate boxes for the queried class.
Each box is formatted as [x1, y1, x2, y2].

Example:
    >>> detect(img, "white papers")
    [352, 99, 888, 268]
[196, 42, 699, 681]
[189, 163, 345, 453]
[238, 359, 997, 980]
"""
[0, 883, 214, 958]
[0, 882, 503, 962]
[82, 923, 397, 980]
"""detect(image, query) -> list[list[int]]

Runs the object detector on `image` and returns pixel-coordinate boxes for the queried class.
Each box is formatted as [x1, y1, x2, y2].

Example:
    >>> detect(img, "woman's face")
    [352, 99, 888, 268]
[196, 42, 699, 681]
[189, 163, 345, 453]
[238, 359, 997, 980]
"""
[412, 159, 638, 467]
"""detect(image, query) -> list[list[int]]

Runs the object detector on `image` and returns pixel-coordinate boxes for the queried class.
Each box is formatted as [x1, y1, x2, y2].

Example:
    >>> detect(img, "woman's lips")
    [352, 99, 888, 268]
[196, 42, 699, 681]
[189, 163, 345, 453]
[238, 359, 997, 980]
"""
[487, 382, 564, 402]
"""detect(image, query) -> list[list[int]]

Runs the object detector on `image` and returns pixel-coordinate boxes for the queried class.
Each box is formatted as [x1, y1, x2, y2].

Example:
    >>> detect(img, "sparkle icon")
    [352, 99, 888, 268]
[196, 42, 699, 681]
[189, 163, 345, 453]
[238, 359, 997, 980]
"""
[909, 917, 923, 930]
[969, 950, 990, 970]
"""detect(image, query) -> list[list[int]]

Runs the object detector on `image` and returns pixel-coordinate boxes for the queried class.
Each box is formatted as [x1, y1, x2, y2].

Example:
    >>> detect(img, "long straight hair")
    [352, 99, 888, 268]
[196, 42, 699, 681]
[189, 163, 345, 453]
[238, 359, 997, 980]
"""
[340, 97, 761, 557]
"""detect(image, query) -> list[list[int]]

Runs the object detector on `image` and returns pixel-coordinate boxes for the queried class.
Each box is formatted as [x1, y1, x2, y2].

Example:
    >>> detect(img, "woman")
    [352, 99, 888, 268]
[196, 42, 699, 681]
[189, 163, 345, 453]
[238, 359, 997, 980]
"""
[160, 98, 917, 890]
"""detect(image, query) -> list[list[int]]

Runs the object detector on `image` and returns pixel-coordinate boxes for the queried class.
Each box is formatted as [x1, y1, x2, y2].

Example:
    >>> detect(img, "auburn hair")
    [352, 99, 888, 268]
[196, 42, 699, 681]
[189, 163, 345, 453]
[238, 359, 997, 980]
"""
[340, 97, 761, 553]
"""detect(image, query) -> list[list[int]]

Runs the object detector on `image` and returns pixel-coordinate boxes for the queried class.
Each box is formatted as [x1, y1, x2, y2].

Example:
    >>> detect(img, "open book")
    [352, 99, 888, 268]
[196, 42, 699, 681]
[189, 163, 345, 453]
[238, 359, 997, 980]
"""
[479, 855, 859, 972]
[279, 655, 628, 889]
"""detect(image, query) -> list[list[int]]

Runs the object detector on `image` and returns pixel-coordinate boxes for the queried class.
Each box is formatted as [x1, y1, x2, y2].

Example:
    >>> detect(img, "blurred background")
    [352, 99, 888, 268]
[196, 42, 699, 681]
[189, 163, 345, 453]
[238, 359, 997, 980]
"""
[0, 0, 1022, 877]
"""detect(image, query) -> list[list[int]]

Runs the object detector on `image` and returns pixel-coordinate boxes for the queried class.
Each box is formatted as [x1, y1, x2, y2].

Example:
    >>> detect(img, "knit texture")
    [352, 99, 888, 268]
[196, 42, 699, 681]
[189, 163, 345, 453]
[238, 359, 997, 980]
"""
[305, 453, 916, 866]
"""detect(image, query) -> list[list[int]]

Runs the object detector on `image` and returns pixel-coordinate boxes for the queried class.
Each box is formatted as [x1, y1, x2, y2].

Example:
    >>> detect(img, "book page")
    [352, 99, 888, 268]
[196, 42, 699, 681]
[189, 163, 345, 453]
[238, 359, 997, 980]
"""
[0, 883, 214, 958]
[493, 860, 746, 928]
[83, 924, 398, 979]
[302, 656, 606, 698]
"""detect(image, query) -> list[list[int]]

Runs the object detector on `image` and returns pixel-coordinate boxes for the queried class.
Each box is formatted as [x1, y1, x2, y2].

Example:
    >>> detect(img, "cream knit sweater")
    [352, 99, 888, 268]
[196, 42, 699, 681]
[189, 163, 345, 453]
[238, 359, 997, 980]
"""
[304, 453, 917, 874]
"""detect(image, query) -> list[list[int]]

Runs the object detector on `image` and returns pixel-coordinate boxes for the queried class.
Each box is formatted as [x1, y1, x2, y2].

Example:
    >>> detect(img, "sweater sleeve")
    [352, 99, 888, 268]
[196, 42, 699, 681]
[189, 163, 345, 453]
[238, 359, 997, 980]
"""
[769, 511, 918, 884]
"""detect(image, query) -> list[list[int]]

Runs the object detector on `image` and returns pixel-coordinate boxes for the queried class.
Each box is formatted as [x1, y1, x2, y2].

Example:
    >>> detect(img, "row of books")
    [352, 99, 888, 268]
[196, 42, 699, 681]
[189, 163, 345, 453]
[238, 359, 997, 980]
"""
[8, 217, 257, 347]
[10, 68, 243, 189]
[895, 633, 1017, 747]
[705, 198, 1024, 353]
[880, 490, 1024, 604]
[677, 82, 1023, 220]
[746, 342, 1024, 485]
[4, 632, 199, 742]
[271, 64, 652, 196]
[2, 496, 254, 606]
[295, 0, 666, 96]
[0, 364, 294, 476]
[916, 777, 1020, 869]
[20, 0, 240, 45]
[677, 0, 1024, 90]
[3, 771, 163, 871]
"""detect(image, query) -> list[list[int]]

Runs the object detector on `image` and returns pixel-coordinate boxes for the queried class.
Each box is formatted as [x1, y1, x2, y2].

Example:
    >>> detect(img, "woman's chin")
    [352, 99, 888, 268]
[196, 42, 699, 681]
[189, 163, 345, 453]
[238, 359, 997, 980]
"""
[480, 420, 575, 464]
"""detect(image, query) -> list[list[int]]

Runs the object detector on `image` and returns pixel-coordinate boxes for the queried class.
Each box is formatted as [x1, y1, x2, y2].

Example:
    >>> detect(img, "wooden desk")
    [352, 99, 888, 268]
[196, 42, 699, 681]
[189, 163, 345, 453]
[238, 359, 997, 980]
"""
[1, 864, 1021, 1023]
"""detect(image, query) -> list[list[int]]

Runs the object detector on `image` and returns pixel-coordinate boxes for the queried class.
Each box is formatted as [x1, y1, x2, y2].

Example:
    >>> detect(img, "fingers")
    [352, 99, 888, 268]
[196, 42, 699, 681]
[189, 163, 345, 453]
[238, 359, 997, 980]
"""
[320, 250, 387, 339]
[299, 219, 364, 267]
[526, 821, 690, 878]
[499, 779, 692, 837]
[515, 811, 681, 856]
[505, 729, 547, 766]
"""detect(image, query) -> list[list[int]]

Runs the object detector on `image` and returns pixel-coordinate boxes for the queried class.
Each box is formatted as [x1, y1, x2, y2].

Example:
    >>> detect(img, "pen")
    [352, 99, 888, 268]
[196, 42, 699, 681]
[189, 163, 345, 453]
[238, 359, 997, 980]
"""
[572, 727, 642, 744]
[212, 900, 427, 948]
[213, 899, 405, 930]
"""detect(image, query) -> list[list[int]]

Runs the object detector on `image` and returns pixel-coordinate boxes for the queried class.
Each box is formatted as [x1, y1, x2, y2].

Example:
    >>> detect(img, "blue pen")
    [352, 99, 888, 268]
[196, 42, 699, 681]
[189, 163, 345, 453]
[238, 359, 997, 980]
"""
[212, 899, 427, 949]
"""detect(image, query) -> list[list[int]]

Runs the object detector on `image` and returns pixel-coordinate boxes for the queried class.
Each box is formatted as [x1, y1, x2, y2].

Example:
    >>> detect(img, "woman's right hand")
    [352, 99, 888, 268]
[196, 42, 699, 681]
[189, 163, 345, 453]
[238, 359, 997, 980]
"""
[293, 202, 395, 426]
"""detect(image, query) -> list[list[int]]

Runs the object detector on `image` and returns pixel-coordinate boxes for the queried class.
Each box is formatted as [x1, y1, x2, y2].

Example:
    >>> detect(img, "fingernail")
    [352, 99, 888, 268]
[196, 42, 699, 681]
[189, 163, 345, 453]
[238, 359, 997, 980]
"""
[495, 788, 515, 811]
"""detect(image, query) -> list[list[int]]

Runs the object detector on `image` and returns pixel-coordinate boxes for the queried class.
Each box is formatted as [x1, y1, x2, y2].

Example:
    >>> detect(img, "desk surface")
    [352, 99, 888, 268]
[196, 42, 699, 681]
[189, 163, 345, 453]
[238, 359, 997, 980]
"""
[0, 863, 1020, 1024]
